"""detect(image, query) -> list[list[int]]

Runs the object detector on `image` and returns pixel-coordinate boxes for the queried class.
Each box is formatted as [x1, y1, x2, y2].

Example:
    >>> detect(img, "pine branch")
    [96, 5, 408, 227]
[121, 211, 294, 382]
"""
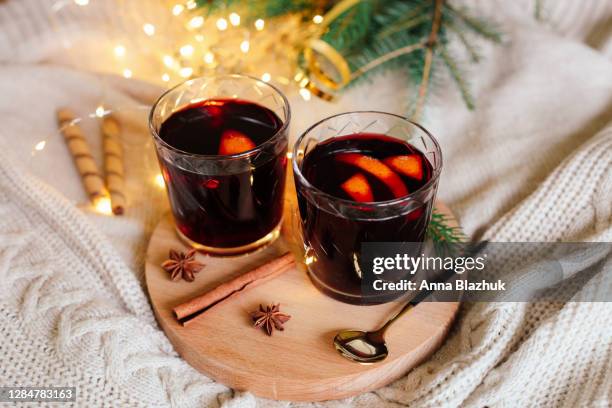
[195, 0, 237, 15]
[194, 0, 503, 113]
[350, 41, 425, 80]
[377, 3, 430, 40]
[196, 0, 314, 20]
[535, 0, 544, 21]
[412, 0, 444, 122]
[377, 14, 430, 40]
[439, 44, 475, 110]
[322, 1, 373, 53]
[446, 19, 480, 62]
[445, 3, 502, 43]
[259, 0, 314, 19]
[427, 208, 466, 243]
[348, 1, 432, 85]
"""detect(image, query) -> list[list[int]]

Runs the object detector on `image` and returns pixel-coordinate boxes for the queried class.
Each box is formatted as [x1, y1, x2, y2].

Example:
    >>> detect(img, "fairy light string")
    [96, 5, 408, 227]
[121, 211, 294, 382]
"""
[75, 0, 429, 121]
[69, 0, 305, 99]
[68, 0, 499, 110]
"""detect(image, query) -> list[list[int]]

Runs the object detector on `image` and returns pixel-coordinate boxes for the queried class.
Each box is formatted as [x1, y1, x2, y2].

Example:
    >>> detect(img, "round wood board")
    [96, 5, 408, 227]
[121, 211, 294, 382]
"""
[145, 176, 461, 401]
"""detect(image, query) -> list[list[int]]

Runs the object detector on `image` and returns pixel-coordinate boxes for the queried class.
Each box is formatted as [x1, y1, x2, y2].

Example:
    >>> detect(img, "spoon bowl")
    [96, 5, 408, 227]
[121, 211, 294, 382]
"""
[333, 330, 389, 364]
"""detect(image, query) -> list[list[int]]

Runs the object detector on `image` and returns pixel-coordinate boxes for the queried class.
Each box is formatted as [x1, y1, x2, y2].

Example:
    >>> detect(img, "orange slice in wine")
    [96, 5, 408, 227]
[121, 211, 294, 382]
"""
[336, 153, 408, 198]
[383, 155, 424, 181]
[218, 129, 256, 155]
[341, 173, 374, 202]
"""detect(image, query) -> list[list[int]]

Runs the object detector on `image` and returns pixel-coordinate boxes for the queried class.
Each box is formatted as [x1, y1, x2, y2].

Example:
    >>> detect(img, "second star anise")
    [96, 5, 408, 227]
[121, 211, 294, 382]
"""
[161, 249, 205, 282]
[250, 303, 291, 336]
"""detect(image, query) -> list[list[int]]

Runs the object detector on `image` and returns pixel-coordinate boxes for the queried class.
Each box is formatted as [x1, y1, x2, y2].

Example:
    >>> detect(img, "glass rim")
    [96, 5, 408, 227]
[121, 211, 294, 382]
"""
[292, 110, 443, 209]
[148, 73, 291, 161]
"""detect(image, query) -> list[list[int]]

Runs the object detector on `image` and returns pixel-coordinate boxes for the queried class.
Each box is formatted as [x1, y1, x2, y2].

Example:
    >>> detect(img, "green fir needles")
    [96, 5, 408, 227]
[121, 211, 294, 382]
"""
[196, 0, 501, 119]
[427, 208, 466, 243]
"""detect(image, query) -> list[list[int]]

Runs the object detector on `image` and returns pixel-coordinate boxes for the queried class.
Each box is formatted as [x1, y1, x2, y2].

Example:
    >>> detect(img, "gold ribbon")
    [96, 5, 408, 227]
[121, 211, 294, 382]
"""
[303, 39, 351, 91]
[298, 0, 361, 100]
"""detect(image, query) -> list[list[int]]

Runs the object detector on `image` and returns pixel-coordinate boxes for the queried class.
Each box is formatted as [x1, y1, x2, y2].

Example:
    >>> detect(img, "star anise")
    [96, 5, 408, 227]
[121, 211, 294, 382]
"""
[161, 249, 205, 282]
[250, 303, 291, 336]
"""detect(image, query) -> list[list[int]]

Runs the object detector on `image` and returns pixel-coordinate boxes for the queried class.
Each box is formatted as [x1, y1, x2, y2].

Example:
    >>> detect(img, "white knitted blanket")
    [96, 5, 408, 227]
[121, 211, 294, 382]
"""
[0, 1, 611, 407]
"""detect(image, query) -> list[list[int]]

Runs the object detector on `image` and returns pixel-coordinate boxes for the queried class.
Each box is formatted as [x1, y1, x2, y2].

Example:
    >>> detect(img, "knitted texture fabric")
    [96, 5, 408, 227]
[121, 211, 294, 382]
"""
[0, 1, 611, 407]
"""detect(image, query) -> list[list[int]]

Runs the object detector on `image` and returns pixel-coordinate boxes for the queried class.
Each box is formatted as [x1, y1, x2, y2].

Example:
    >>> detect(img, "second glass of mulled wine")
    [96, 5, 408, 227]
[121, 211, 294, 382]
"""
[149, 75, 290, 255]
[293, 111, 442, 304]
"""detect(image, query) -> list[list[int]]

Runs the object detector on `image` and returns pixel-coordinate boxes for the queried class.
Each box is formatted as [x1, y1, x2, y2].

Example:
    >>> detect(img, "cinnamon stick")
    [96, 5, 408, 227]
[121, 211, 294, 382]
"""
[57, 108, 105, 203]
[173, 252, 295, 326]
[101, 115, 126, 215]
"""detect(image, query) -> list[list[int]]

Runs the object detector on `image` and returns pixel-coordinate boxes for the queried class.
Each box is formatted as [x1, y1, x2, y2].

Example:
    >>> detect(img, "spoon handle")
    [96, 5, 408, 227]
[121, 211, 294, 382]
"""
[374, 284, 434, 336]
[375, 241, 488, 336]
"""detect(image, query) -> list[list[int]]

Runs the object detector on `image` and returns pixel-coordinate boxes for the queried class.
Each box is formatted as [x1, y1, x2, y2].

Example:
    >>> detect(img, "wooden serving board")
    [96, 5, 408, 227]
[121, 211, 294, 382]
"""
[145, 169, 460, 401]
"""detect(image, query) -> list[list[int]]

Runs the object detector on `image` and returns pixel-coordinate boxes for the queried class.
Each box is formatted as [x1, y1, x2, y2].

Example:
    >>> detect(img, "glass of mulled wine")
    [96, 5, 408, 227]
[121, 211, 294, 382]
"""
[293, 111, 442, 304]
[149, 75, 290, 255]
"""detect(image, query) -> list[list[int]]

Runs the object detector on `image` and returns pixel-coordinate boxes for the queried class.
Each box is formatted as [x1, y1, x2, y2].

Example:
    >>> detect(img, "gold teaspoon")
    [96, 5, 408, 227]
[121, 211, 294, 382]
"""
[334, 241, 488, 364]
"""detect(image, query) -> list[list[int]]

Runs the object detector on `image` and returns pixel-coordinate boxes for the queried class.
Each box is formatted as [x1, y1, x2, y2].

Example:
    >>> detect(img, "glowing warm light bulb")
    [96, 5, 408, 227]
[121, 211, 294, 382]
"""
[216, 18, 228, 31]
[203, 52, 215, 64]
[229, 12, 241, 26]
[94, 196, 113, 215]
[189, 16, 204, 28]
[299, 88, 311, 101]
[163, 55, 174, 67]
[254, 19, 265, 31]
[195, 34, 205, 42]
[74, 0, 89, 5]
[179, 67, 193, 78]
[261, 72, 271, 82]
[95, 105, 105, 117]
[240, 40, 250, 53]
[154, 174, 165, 188]
[313, 15, 323, 24]
[162, 73, 170, 82]
[180, 44, 194, 57]
[286, 151, 293, 159]
[123, 69, 133, 78]
[186, 0, 197, 10]
[172, 4, 184, 16]
[34, 140, 46, 151]
[304, 254, 316, 265]
[143, 23, 155, 36]
[114, 45, 126, 57]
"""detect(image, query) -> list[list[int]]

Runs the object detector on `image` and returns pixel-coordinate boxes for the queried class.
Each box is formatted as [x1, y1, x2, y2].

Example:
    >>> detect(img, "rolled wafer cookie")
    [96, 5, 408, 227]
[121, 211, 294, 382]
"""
[101, 115, 126, 215]
[56, 108, 106, 204]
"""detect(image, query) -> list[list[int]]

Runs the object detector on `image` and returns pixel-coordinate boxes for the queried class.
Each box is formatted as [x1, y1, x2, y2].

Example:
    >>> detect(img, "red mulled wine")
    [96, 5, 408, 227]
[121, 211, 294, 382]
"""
[157, 98, 287, 253]
[296, 133, 434, 304]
